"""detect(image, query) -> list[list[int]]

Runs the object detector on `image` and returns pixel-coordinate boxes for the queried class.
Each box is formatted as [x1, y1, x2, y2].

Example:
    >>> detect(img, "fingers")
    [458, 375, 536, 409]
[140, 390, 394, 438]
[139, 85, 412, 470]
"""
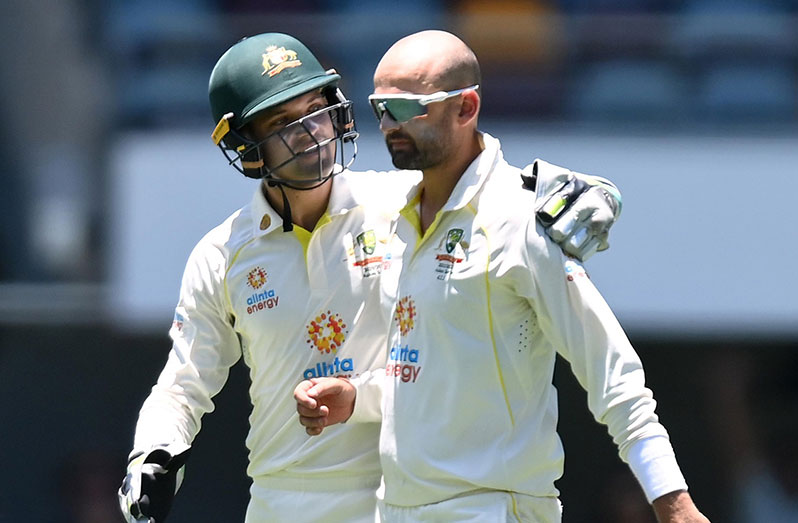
[294, 377, 348, 405]
[293, 380, 319, 409]
[296, 405, 330, 425]
[293, 378, 338, 435]
[298, 403, 332, 437]
[294, 377, 357, 436]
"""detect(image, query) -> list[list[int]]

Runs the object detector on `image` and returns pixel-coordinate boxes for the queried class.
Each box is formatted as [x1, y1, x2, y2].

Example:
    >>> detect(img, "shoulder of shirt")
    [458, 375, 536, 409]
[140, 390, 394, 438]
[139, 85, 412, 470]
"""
[341, 168, 421, 213]
[186, 204, 253, 270]
[477, 148, 573, 265]
[476, 154, 563, 263]
[477, 156, 538, 228]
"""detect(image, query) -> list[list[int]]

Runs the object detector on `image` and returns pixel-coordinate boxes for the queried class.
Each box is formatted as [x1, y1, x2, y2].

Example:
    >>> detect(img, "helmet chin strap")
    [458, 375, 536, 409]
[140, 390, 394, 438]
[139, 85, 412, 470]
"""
[265, 174, 332, 233]
[270, 181, 294, 232]
[263, 145, 338, 233]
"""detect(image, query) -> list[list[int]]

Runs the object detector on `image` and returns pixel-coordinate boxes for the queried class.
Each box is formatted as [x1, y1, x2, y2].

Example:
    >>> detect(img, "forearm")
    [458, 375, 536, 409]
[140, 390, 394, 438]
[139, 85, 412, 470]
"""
[652, 490, 710, 522]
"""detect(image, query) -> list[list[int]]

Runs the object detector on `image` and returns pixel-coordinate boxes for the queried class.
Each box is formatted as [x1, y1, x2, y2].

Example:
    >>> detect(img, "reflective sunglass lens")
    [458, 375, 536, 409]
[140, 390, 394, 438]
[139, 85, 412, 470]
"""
[370, 98, 427, 123]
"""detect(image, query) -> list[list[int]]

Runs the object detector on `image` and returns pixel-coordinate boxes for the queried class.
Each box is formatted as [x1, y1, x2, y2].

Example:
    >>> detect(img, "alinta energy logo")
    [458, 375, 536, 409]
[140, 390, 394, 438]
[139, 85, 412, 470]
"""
[306, 311, 348, 354]
[246, 266, 268, 289]
[245, 266, 279, 315]
[393, 296, 417, 336]
[388, 296, 421, 383]
[303, 311, 353, 379]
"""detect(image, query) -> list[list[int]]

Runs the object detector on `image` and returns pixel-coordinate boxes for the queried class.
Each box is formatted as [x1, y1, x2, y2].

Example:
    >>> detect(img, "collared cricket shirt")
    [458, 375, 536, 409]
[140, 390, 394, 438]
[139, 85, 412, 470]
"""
[133, 169, 412, 486]
[377, 134, 675, 507]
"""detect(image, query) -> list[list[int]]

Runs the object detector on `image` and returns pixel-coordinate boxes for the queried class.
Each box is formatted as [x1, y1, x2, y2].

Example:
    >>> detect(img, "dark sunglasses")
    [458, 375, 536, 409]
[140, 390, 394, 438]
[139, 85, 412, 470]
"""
[368, 85, 480, 123]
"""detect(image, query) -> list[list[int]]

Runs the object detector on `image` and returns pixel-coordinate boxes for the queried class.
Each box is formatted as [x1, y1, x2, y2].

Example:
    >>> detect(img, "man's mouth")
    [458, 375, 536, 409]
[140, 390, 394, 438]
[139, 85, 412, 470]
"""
[387, 134, 413, 148]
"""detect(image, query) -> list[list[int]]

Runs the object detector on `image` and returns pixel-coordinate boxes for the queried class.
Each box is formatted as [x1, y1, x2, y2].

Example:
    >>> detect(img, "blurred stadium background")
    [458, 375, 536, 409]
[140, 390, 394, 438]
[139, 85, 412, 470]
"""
[0, 0, 796, 522]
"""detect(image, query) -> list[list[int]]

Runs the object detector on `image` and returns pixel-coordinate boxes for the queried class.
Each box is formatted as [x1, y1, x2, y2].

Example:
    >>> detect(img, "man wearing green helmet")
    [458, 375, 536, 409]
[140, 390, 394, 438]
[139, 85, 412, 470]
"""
[118, 32, 622, 522]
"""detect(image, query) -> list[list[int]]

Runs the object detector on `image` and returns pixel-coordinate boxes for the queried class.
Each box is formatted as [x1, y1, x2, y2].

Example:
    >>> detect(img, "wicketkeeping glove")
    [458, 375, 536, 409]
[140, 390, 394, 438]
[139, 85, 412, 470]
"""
[118, 442, 192, 523]
[522, 160, 622, 261]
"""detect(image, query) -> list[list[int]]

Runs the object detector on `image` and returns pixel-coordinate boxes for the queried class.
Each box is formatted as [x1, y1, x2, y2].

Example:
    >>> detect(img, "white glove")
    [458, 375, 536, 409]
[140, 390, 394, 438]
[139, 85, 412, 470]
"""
[118, 442, 191, 523]
[522, 161, 622, 261]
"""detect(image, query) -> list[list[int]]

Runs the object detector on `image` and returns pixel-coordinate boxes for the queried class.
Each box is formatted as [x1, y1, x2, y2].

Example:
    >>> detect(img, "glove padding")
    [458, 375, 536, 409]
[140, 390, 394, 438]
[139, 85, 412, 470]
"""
[522, 160, 622, 261]
[118, 442, 192, 523]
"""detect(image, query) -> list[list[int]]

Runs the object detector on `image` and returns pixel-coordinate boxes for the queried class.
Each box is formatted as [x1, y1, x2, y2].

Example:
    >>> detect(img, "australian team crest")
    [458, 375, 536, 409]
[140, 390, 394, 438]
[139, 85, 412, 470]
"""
[261, 46, 302, 77]
[356, 230, 376, 255]
[435, 228, 465, 280]
[445, 228, 464, 253]
[351, 229, 385, 278]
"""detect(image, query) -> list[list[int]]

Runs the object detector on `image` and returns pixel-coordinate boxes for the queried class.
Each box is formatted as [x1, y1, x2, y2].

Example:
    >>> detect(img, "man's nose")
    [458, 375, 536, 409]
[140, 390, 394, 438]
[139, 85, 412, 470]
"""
[379, 111, 400, 132]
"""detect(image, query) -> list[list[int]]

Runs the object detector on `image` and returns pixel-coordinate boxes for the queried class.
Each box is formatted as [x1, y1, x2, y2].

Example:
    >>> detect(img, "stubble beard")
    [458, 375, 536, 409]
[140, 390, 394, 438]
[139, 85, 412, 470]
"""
[385, 131, 447, 171]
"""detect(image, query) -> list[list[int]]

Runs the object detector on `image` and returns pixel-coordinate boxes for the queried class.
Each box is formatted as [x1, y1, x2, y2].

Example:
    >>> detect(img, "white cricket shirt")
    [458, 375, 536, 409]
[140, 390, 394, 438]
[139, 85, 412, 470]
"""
[373, 133, 686, 507]
[133, 169, 410, 487]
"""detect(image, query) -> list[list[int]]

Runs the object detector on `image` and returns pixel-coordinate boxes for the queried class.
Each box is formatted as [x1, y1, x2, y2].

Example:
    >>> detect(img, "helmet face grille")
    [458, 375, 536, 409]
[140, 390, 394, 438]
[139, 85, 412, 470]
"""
[216, 98, 359, 187]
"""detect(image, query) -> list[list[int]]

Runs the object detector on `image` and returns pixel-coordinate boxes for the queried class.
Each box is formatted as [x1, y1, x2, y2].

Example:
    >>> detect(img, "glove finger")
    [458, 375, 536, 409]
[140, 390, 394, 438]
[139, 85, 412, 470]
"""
[568, 236, 601, 262]
[118, 484, 134, 521]
[566, 227, 590, 253]
[166, 446, 192, 469]
[552, 188, 616, 254]
[554, 192, 614, 260]
[596, 231, 610, 252]
[572, 188, 616, 232]
[546, 205, 581, 243]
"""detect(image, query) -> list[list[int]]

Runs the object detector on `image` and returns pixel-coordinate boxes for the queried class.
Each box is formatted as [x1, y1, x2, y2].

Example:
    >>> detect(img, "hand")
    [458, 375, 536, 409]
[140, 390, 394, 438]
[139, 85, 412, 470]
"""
[118, 442, 191, 523]
[651, 490, 711, 523]
[294, 377, 356, 436]
[522, 162, 622, 261]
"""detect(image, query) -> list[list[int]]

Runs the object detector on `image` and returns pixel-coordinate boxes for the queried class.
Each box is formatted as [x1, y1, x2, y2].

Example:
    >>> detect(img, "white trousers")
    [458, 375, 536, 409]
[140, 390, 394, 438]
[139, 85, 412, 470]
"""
[378, 491, 562, 523]
[245, 477, 379, 523]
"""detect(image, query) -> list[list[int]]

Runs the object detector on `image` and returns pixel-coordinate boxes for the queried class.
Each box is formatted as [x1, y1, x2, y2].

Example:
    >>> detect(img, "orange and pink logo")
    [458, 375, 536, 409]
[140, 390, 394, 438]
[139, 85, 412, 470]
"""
[246, 267, 268, 289]
[393, 296, 417, 336]
[306, 311, 348, 354]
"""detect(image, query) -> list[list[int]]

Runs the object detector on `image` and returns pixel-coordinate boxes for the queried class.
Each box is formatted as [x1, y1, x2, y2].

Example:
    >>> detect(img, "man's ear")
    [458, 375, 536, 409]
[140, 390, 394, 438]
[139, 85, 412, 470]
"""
[458, 90, 480, 122]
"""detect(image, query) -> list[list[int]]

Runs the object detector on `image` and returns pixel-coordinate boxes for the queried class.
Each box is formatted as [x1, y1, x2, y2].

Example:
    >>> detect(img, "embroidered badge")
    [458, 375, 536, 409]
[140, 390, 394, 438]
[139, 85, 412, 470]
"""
[261, 46, 302, 77]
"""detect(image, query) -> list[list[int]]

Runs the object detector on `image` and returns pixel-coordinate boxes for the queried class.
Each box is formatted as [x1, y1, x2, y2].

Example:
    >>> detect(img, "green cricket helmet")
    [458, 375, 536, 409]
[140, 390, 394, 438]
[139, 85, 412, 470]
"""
[208, 32, 358, 184]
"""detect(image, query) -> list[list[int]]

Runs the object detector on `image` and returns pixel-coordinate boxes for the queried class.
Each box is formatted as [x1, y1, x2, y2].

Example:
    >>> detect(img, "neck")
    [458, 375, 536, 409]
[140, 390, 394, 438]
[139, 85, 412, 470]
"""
[418, 132, 483, 234]
[262, 179, 333, 231]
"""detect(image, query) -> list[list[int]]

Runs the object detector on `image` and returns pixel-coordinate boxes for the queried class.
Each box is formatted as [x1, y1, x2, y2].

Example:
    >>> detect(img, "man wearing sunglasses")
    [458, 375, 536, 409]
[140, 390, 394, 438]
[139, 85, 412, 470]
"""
[118, 32, 623, 523]
[296, 30, 709, 522]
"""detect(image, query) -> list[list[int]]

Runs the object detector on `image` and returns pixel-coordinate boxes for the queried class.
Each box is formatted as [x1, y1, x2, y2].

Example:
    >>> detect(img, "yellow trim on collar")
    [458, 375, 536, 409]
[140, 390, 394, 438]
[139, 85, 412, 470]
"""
[398, 189, 448, 255]
[399, 191, 423, 243]
[293, 212, 332, 260]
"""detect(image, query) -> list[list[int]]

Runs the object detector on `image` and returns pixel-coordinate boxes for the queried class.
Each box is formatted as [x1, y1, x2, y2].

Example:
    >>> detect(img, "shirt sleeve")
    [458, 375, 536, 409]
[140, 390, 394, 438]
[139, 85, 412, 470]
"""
[132, 239, 242, 450]
[626, 435, 688, 503]
[519, 219, 686, 497]
[348, 369, 384, 423]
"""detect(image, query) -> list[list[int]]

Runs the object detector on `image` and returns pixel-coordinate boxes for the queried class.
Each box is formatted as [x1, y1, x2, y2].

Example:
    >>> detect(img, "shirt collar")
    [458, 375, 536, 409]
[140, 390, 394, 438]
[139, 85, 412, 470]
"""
[440, 132, 502, 212]
[248, 169, 359, 238]
[249, 183, 281, 237]
[326, 170, 359, 216]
